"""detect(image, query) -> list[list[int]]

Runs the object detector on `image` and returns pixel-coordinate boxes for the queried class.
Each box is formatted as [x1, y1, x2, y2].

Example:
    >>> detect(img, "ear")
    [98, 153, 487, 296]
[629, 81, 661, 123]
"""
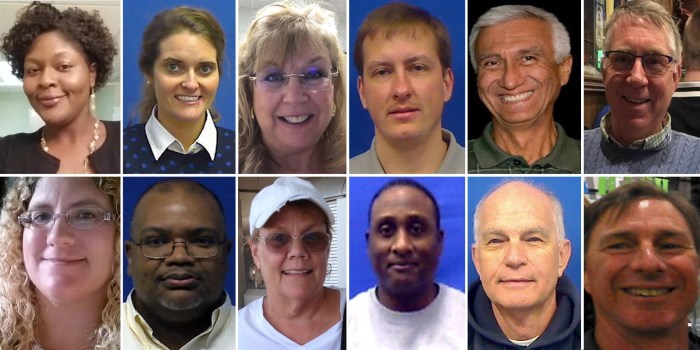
[558, 55, 573, 86]
[250, 239, 262, 268]
[358, 76, 368, 109]
[365, 231, 369, 242]
[672, 61, 682, 87]
[89, 62, 97, 89]
[442, 68, 454, 102]
[557, 239, 572, 277]
[125, 241, 134, 277]
[471, 243, 482, 276]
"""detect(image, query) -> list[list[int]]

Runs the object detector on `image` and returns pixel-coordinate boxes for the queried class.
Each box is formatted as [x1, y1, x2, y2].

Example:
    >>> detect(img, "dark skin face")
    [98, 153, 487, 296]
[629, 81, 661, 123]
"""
[125, 185, 231, 349]
[367, 186, 443, 311]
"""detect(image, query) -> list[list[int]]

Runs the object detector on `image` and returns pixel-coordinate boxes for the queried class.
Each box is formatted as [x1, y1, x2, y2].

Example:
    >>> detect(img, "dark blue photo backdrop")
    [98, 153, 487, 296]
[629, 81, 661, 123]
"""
[349, 177, 465, 298]
[122, 177, 236, 303]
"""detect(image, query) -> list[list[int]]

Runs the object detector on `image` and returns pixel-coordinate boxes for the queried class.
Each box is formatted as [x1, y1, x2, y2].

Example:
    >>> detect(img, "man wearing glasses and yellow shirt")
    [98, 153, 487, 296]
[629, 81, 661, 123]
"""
[123, 179, 234, 349]
[584, 0, 700, 173]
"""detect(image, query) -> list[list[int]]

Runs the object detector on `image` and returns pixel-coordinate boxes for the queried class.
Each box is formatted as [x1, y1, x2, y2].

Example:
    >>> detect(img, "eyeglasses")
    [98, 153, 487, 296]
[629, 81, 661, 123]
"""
[604, 51, 675, 76]
[242, 67, 338, 93]
[18, 208, 116, 231]
[257, 232, 331, 254]
[132, 236, 225, 259]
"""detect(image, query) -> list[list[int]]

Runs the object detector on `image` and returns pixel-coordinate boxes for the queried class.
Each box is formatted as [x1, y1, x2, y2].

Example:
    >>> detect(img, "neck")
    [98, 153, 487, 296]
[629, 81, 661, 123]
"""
[491, 117, 557, 165]
[268, 145, 323, 174]
[36, 289, 106, 350]
[594, 316, 689, 350]
[377, 283, 438, 312]
[265, 286, 329, 319]
[42, 112, 95, 145]
[608, 112, 663, 147]
[156, 109, 206, 150]
[684, 69, 700, 81]
[375, 128, 447, 173]
[132, 291, 223, 350]
[491, 294, 557, 341]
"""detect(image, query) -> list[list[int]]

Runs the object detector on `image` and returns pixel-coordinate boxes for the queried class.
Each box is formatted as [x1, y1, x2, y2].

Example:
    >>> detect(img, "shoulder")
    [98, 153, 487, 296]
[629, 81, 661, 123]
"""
[350, 149, 383, 174]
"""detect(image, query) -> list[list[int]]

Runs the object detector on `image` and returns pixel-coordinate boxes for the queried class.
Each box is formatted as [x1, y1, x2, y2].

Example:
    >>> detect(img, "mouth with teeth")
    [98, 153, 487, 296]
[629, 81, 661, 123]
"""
[500, 91, 533, 103]
[623, 287, 673, 297]
[623, 96, 651, 105]
[282, 269, 312, 275]
[279, 114, 312, 124]
[176, 95, 202, 103]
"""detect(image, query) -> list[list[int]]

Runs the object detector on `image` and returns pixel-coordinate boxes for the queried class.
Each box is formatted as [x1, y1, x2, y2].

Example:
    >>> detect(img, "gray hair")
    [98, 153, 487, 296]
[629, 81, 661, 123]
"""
[468, 5, 571, 72]
[473, 180, 566, 244]
[603, 0, 682, 62]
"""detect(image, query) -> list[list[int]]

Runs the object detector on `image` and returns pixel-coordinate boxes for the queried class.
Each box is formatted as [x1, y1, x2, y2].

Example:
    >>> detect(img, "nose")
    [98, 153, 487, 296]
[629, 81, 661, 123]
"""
[287, 236, 309, 259]
[165, 240, 195, 265]
[38, 67, 57, 88]
[504, 242, 527, 269]
[391, 230, 413, 256]
[500, 61, 525, 90]
[181, 70, 199, 90]
[629, 243, 666, 275]
[391, 70, 413, 101]
[281, 76, 309, 103]
[626, 58, 649, 87]
[46, 215, 76, 247]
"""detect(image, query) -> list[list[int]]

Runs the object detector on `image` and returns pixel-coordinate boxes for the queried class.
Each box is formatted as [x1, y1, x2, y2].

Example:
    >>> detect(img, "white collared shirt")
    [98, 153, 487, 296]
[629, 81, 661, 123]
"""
[122, 291, 235, 350]
[144, 106, 218, 161]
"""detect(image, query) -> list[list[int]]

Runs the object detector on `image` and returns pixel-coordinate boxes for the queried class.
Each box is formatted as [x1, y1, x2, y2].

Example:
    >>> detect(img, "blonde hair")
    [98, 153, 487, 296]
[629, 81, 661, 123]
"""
[0, 177, 121, 349]
[238, 0, 346, 174]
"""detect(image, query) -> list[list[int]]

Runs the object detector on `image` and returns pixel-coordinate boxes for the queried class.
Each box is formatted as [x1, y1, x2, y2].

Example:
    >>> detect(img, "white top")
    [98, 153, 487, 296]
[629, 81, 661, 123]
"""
[144, 106, 217, 161]
[348, 283, 466, 350]
[238, 288, 345, 350]
[122, 290, 235, 350]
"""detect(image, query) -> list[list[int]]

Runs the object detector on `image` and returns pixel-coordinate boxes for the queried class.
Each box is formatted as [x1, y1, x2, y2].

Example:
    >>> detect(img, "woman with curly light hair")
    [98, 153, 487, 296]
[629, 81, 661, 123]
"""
[0, 1, 119, 174]
[238, 0, 346, 174]
[0, 177, 120, 349]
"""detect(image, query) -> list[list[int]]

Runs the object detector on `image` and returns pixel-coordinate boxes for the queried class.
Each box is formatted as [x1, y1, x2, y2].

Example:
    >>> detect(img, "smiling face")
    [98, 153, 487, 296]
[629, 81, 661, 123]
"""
[22, 31, 96, 127]
[368, 186, 443, 300]
[250, 201, 330, 303]
[150, 31, 220, 127]
[475, 18, 571, 128]
[472, 182, 570, 313]
[585, 199, 699, 334]
[22, 177, 116, 305]
[358, 28, 453, 147]
[126, 186, 230, 316]
[252, 40, 335, 159]
[603, 18, 680, 145]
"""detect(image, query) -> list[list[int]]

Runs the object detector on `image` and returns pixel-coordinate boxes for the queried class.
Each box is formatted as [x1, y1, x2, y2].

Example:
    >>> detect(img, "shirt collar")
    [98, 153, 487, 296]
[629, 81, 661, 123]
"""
[600, 112, 672, 150]
[144, 106, 218, 161]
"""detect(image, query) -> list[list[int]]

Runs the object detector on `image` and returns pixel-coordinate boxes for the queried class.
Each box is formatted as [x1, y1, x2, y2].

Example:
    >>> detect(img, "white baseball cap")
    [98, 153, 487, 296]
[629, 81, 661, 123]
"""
[249, 177, 334, 235]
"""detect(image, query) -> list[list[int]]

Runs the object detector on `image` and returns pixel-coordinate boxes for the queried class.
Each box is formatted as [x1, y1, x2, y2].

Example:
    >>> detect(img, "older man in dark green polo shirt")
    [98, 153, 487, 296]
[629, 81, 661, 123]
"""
[467, 5, 580, 174]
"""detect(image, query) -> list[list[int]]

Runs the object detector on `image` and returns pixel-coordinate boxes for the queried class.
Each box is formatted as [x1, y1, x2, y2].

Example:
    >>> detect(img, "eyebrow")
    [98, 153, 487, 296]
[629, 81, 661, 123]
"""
[161, 57, 217, 66]
[481, 226, 551, 237]
[258, 56, 327, 70]
[366, 54, 435, 70]
[28, 198, 107, 211]
[477, 47, 544, 61]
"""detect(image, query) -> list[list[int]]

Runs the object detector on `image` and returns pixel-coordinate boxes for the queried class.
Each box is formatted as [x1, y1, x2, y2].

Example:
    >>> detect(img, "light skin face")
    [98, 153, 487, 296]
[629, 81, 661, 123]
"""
[250, 202, 330, 303]
[585, 199, 699, 334]
[126, 187, 231, 316]
[150, 31, 219, 127]
[368, 186, 443, 300]
[22, 31, 96, 127]
[603, 18, 680, 145]
[475, 18, 572, 128]
[472, 182, 571, 312]
[23, 177, 116, 305]
[358, 29, 454, 146]
[252, 42, 334, 158]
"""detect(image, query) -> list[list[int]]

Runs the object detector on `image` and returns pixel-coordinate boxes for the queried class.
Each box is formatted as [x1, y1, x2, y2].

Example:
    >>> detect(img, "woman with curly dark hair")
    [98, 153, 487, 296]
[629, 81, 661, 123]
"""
[0, 1, 119, 174]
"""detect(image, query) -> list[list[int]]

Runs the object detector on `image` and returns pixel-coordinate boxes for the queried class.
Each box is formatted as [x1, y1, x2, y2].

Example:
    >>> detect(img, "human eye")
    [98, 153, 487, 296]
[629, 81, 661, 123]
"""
[611, 52, 634, 65]
[267, 233, 291, 247]
[376, 222, 395, 237]
[24, 66, 40, 76]
[604, 240, 634, 252]
[408, 221, 426, 235]
[166, 63, 180, 72]
[57, 63, 73, 72]
[70, 208, 100, 221]
[30, 210, 53, 225]
[143, 236, 170, 247]
[371, 67, 391, 79]
[199, 64, 216, 75]
[409, 64, 430, 73]
[190, 235, 218, 246]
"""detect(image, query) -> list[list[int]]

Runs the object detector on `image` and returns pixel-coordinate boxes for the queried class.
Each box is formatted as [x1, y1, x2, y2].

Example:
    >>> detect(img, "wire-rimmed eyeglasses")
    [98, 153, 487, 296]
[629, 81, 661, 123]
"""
[257, 232, 331, 254]
[604, 51, 675, 76]
[18, 208, 116, 231]
[241, 67, 338, 93]
[132, 237, 226, 259]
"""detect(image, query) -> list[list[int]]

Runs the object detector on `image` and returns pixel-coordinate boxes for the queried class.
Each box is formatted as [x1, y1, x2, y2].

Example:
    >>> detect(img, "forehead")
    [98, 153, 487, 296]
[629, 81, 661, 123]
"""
[608, 17, 673, 52]
[30, 177, 110, 208]
[134, 187, 222, 228]
[479, 184, 555, 227]
[157, 31, 218, 61]
[371, 186, 436, 219]
[263, 201, 328, 228]
[476, 18, 554, 55]
[256, 38, 330, 70]
[592, 199, 691, 240]
[362, 27, 440, 63]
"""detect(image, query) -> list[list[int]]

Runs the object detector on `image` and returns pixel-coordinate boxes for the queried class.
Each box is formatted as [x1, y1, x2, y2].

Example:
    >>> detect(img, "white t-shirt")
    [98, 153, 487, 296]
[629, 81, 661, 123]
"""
[238, 288, 345, 349]
[348, 283, 465, 350]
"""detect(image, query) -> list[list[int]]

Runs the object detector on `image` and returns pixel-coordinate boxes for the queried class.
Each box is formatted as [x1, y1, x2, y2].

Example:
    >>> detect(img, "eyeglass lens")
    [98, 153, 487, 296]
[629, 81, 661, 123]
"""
[19, 208, 111, 230]
[255, 66, 335, 92]
[259, 232, 330, 253]
[607, 51, 672, 75]
[139, 237, 220, 259]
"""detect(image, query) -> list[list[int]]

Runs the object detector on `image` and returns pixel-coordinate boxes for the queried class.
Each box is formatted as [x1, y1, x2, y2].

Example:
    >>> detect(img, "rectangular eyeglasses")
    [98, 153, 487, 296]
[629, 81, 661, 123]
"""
[604, 50, 675, 76]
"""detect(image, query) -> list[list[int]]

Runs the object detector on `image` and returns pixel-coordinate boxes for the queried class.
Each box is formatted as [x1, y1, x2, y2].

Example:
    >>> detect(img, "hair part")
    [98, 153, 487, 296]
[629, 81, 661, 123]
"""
[134, 6, 225, 124]
[354, 2, 452, 75]
[603, 0, 682, 62]
[238, 0, 346, 173]
[468, 5, 570, 72]
[0, 1, 117, 88]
